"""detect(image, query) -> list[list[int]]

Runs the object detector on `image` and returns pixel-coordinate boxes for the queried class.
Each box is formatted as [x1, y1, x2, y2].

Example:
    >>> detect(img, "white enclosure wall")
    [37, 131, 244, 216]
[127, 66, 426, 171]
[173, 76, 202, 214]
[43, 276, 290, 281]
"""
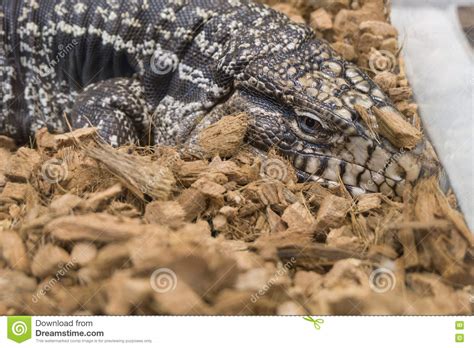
[391, 0, 474, 230]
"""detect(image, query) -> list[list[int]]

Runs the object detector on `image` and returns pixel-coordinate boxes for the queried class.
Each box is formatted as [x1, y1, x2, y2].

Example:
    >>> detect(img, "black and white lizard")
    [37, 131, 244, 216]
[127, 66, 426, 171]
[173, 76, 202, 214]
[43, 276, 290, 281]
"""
[0, 0, 438, 196]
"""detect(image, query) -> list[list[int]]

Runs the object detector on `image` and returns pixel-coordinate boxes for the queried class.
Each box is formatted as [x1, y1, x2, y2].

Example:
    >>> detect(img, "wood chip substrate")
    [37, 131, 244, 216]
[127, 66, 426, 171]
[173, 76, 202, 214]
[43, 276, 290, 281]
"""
[0, 0, 473, 315]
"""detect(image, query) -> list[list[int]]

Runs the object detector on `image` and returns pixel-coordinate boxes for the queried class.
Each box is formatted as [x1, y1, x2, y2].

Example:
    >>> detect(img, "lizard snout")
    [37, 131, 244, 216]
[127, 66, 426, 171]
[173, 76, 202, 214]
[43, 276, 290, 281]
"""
[412, 139, 440, 180]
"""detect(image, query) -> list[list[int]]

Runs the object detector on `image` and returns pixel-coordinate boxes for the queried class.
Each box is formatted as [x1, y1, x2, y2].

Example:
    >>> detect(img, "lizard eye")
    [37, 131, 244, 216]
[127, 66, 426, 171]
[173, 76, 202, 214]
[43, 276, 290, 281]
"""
[297, 115, 325, 135]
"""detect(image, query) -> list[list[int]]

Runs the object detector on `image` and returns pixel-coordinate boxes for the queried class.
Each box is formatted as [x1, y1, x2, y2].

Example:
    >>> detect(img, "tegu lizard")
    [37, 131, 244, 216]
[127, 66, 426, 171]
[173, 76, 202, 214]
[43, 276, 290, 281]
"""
[0, 0, 438, 196]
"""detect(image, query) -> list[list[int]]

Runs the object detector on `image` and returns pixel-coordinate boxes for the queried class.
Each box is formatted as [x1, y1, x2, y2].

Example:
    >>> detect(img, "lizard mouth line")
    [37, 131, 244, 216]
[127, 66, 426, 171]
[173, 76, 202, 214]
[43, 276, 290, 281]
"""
[290, 151, 405, 195]
[295, 168, 377, 195]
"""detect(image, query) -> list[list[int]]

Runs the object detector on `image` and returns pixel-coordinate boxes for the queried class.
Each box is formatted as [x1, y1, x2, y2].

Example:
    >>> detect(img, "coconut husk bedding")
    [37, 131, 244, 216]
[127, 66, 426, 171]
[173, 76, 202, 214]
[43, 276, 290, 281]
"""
[0, 0, 472, 315]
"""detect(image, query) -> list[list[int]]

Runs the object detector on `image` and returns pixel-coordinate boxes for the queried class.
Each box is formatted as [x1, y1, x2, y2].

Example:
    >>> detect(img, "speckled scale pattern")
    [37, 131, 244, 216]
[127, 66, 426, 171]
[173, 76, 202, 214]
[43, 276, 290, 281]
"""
[0, 0, 427, 196]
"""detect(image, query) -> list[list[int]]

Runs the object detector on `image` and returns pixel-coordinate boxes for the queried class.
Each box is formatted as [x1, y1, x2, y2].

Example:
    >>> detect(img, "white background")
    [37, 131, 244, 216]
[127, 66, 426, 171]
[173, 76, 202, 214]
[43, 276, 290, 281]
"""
[0, 316, 472, 347]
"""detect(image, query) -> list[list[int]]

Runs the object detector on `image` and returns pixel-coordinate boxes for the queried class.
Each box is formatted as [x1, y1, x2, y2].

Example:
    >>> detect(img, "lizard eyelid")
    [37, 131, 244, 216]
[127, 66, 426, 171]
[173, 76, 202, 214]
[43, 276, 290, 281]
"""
[295, 110, 330, 132]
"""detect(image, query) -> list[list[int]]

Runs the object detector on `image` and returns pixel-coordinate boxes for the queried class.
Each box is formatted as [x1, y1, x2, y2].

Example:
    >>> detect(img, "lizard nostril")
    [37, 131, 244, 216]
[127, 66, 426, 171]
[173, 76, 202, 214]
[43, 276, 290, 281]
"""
[413, 140, 440, 180]
[418, 161, 439, 180]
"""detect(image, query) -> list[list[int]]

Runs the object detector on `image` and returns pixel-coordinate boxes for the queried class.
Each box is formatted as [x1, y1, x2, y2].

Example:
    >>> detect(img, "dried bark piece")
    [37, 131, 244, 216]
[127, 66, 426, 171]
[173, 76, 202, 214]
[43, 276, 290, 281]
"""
[31, 244, 71, 278]
[50, 194, 83, 215]
[355, 104, 379, 140]
[176, 188, 208, 221]
[85, 143, 175, 201]
[235, 267, 275, 291]
[373, 106, 422, 149]
[277, 301, 306, 315]
[177, 160, 209, 186]
[425, 235, 473, 285]
[317, 0, 350, 13]
[380, 38, 398, 54]
[198, 171, 228, 186]
[45, 213, 145, 242]
[313, 194, 351, 240]
[397, 187, 420, 269]
[191, 177, 226, 198]
[266, 206, 286, 233]
[0, 269, 37, 302]
[254, 221, 316, 258]
[78, 243, 131, 283]
[79, 183, 122, 212]
[356, 193, 382, 213]
[0, 182, 29, 202]
[388, 86, 413, 103]
[281, 202, 315, 230]
[70, 243, 98, 267]
[219, 206, 238, 218]
[358, 32, 383, 52]
[107, 201, 141, 218]
[167, 252, 238, 300]
[104, 271, 151, 315]
[334, 8, 382, 38]
[254, 180, 296, 208]
[413, 179, 438, 222]
[398, 226, 419, 269]
[433, 183, 474, 246]
[322, 259, 368, 289]
[145, 200, 185, 227]
[1, 231, 30, 273]
[359, 20, 398, 38]
[278, 244, 366, 270]
[5, 147, 41, 182]
[406, 272, 470, 314]
[294, 270, 324, 298]
[151, 280, 210, 315]
[212, 289, 277, 315]
[0, 135, 16, 151]
[326, 225, 362, 251]
[198, 113, 248, 158]
[212, 214, 228, 231]
[35, 128, 58, 150]
[209, 160, 251, 185]
[331, 42, 356, 61]
[396, 101, 419, 119]
[367, 244, 399, 261]
[36, 127, 97, 150]
[310, 9, 333, 31]
[373, 71, 398, 92]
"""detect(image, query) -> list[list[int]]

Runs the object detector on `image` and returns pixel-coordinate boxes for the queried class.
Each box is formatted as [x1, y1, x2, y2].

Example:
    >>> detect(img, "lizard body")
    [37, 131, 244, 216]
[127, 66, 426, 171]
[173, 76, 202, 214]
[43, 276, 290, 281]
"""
[0, 0, 438, 196]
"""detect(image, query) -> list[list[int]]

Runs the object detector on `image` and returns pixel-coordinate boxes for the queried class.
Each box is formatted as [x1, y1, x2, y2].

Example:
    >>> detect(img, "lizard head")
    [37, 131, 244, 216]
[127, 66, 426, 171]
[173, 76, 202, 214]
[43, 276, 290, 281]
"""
[229, 39, 439, 197]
